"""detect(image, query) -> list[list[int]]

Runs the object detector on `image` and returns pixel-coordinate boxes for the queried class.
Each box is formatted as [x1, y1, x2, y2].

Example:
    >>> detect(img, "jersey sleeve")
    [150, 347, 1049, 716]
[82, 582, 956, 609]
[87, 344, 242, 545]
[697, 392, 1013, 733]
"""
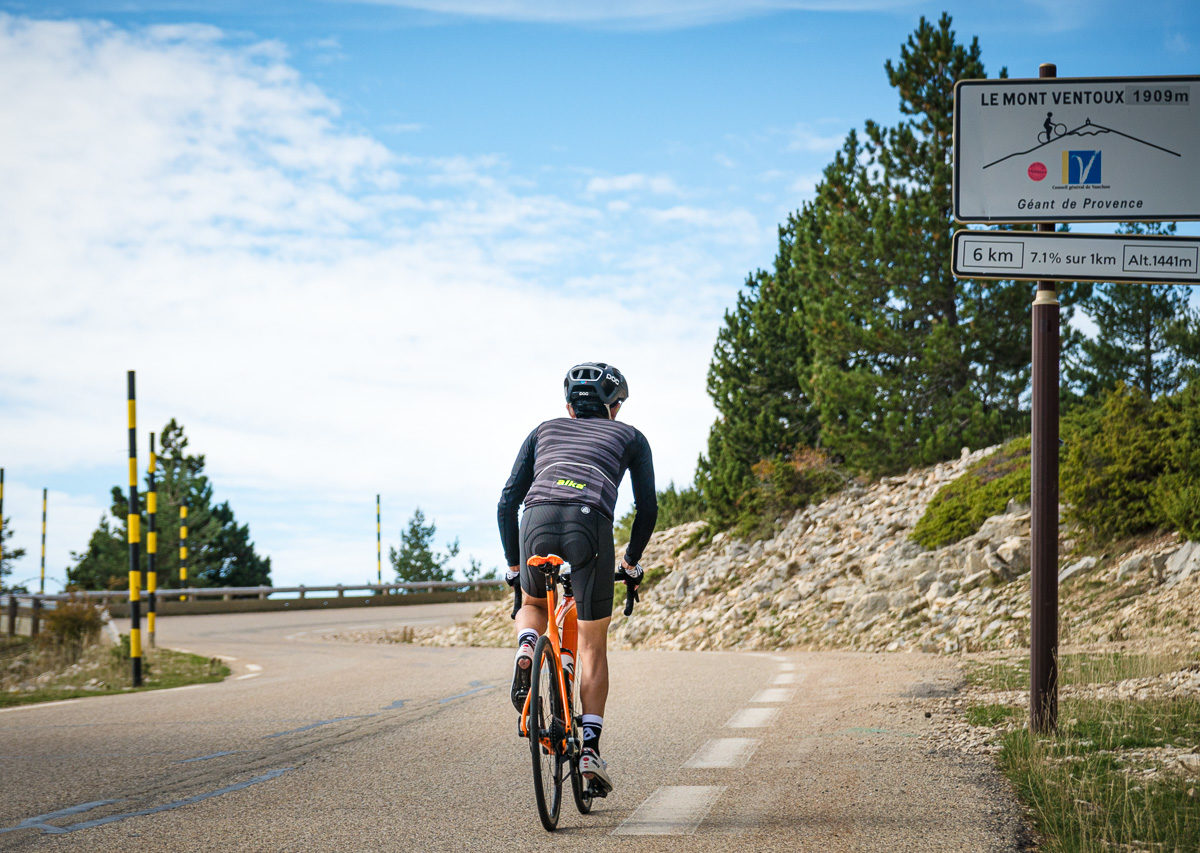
[497, 428, 537, 567]
[623, 430, 657, 565]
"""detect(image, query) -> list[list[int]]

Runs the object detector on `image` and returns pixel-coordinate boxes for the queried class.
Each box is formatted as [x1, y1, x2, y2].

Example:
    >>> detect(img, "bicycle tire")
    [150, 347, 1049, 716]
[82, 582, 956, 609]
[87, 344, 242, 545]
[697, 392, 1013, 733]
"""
[529, 635, 564, 831]
[567, 673, 593, 814]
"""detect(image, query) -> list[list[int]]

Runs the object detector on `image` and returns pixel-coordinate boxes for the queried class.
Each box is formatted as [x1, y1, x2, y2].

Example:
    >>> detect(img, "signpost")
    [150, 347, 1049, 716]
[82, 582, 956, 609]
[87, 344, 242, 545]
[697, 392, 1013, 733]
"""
[954, 75, 1200, 222]
[953, 231, 1200, 283]
[953, 66, 1200, 735]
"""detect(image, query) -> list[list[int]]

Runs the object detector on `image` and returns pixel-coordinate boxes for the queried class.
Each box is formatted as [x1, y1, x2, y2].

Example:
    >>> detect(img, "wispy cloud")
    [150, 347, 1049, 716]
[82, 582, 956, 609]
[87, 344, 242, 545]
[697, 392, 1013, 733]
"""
[348, 0, 917, 29]
[1165, 32, 1190, 54]
[586, 172, 681, 195]
[787, 122, 844, 154]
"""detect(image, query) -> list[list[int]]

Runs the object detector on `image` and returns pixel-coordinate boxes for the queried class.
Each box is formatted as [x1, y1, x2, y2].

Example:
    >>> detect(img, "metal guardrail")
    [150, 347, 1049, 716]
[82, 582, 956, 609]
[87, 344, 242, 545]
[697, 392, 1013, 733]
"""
[3, 579, 507, 637]
[3, 579, 505, 604]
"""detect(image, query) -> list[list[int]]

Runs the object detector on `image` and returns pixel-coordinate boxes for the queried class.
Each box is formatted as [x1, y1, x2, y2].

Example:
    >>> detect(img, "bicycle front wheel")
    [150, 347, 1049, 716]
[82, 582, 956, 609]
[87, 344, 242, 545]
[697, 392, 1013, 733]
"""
[529, 635, 564, 831]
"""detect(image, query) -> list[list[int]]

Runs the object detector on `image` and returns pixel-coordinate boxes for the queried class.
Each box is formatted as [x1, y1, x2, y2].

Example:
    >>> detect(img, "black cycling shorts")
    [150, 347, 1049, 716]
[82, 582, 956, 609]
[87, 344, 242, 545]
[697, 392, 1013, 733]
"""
[519, 502, 615, 621]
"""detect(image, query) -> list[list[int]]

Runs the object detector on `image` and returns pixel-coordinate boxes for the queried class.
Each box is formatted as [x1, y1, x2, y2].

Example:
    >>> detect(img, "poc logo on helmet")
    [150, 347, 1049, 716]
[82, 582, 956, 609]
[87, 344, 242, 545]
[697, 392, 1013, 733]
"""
[605, 374, 619, 384]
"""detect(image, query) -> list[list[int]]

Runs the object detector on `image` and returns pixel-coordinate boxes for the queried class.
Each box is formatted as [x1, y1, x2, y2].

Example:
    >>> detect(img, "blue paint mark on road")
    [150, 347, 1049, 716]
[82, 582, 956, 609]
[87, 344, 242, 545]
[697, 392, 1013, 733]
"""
[263, 714, 378, 739]
[384, 698, 406, 709]
[45, 769, 292, 834]
[0, 800, 121, 835]
[439, 680, 495, 704]
[176, 751, 239, 763]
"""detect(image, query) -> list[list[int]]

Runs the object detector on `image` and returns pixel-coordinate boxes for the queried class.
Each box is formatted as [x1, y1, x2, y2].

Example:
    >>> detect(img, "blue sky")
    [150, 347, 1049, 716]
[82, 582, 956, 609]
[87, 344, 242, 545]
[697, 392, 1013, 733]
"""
[1, 0, 1197, 591]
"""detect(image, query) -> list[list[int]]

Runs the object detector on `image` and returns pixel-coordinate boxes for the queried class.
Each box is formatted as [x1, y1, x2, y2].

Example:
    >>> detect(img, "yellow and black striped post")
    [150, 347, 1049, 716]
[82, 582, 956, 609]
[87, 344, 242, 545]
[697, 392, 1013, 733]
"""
[127, 371, 143, 686]
[40, 488, 47, 594]
[179, 505, 188, 602]
[147, 432, 157, 648]
[376, 494, 382, 587]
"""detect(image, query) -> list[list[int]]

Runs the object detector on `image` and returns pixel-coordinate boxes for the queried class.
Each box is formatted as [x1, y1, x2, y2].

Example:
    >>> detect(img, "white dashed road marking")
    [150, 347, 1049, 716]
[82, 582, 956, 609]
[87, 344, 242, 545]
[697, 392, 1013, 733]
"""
[245, 664, 262, 672]
[684, 738, 759, 769]
[772, 672, 797, 685]
[725, 707, 778, 728]
[234, 673, 261, 681]
[780, 662, 796, 672]
[750, 687, 795, 704]
[614, 786, 725, 835]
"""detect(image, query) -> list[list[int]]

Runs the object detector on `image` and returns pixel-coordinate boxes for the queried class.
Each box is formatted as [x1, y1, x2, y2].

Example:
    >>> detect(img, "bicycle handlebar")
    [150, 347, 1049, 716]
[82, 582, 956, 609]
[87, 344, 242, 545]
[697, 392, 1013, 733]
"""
[510, 584, 522, 620]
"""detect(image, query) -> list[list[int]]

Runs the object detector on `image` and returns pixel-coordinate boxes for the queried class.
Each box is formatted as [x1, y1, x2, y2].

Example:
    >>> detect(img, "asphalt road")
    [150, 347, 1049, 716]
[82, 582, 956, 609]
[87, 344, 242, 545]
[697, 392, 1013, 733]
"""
[0, 605, 1026, 851]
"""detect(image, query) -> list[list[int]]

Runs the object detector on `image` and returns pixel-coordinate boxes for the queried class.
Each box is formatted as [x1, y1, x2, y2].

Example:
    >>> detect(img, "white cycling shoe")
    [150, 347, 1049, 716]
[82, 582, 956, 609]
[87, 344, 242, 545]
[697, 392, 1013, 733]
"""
[580, 748, 613, 793]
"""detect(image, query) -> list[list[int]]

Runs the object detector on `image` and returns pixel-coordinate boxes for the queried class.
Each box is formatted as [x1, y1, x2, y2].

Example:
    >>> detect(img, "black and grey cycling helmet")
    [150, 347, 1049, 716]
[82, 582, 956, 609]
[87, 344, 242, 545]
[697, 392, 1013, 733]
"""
[564, 362, 630, 408]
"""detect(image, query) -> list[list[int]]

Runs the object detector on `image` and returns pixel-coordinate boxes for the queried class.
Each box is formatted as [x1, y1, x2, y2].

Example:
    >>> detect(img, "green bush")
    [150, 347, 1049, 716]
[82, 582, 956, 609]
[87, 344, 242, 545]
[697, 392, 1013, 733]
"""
[1061, 385, 1174, 544]
[733, 446, 844, 540]
[911, 436, 1031, 549]
[43, 599, 104, 664]
[1151, 382, 1200, 540]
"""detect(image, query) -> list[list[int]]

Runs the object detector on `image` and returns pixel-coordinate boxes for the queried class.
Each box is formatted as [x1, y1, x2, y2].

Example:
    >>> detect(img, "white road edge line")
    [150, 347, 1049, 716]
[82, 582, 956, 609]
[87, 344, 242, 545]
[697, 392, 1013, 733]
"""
[613, 786, 724, 836]
[684, 738, 759, 769]
[0, 681, 218, 714]
[235, 672, 261, 681]
[750, 688, 795, 704]
[725, 707, 779, 728]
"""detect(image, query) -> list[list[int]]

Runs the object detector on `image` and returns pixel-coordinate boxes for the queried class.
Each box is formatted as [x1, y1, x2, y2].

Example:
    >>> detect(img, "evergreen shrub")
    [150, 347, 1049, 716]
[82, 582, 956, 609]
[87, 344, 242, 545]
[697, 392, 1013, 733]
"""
[911, 436, 1031, 549]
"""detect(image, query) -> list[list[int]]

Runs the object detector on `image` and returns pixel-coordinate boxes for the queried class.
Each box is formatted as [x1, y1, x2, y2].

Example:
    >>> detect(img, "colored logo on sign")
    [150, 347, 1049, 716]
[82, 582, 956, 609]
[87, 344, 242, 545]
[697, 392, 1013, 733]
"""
[1062, 150, 1102, 185]
[1027, 162, 1047, 181]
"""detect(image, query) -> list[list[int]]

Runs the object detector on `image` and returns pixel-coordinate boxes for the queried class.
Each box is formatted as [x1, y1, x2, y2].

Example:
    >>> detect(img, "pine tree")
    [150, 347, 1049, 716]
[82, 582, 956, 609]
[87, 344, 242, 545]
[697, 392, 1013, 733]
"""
[698, 216, 819, 525]
[67, 420, 270, 589]
[1068, 222, 1200, 399]
[389, 507, 459, 586]
[1, 516, 28, 590]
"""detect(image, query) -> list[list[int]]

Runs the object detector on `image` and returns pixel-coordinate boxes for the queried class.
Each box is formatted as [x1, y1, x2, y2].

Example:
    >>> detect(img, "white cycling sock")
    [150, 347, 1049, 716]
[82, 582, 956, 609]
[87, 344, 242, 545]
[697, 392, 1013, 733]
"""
[517, 629, 538, 650]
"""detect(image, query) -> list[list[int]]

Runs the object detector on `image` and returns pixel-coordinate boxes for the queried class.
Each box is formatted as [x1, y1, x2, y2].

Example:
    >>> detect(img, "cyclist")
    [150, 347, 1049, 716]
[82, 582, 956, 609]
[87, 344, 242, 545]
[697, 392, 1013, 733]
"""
[498, 362, 656, 794]
[1043, 111, 1055, 140]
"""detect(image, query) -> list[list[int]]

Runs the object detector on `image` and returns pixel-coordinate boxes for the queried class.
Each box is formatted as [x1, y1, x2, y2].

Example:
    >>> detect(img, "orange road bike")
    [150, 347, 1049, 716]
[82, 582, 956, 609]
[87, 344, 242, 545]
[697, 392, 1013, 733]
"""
[514, 554, 639, 831]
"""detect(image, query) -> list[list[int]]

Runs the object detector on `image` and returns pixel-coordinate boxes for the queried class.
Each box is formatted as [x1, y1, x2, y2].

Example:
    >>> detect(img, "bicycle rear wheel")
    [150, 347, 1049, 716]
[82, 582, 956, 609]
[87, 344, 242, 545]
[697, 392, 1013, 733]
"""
[529, 635, 564, 831]
[567, 669, 593, 814]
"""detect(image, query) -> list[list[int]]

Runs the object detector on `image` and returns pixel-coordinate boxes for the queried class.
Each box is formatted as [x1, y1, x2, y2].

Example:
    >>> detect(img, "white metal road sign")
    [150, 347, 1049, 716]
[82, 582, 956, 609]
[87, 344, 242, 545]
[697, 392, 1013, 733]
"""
[954, 76, 1200, 223]
[952, 230, 1200, 283]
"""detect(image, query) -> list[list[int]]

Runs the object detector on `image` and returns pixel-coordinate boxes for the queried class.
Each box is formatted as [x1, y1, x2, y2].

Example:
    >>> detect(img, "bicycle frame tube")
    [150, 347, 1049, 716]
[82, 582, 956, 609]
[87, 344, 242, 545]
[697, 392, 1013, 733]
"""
[518, 566, 577, 742]
[544, 582, 575, 741]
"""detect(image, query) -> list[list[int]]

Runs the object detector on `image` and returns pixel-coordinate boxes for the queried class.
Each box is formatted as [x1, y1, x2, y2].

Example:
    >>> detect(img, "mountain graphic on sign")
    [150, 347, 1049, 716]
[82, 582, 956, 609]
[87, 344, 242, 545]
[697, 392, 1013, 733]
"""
[982, 117, 1180, 170]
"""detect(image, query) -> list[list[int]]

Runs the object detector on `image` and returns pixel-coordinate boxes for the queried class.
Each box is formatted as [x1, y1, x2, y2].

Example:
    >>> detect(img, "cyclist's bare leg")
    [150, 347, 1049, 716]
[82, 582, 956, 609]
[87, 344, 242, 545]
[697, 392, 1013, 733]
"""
[577, 616, 611, 716]
[515, 596, 548, 637]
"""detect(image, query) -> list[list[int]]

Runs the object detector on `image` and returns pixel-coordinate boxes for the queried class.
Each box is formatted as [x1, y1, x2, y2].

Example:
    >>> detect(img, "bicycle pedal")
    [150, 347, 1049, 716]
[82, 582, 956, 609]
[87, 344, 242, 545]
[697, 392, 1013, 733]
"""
[588, 784, 609, 799]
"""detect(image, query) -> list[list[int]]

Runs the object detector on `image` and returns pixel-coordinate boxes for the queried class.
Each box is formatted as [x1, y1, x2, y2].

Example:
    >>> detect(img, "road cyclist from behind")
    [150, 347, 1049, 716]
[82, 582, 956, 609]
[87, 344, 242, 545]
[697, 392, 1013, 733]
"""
[498, 362, 657, 795]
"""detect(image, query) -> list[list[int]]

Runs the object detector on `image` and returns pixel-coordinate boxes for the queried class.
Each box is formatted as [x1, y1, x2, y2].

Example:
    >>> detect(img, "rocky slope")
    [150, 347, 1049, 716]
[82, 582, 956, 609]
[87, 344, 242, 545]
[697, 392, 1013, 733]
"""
[368, 445, 1200, 656]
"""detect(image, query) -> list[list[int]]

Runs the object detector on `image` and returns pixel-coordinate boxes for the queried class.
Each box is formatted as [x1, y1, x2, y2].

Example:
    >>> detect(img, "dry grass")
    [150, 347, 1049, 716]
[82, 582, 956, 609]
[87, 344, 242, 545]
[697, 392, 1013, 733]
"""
[965, 650, 1200, 851]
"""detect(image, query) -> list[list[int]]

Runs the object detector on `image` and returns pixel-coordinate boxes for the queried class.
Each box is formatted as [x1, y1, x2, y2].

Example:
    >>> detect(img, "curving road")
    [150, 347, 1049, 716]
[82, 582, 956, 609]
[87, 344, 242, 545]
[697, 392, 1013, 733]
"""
[0, 605, 1025, 851]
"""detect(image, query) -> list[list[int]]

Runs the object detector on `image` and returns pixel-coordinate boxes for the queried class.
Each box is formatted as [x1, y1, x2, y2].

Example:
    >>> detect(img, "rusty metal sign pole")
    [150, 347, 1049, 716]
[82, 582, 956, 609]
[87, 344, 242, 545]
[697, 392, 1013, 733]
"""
[1030, 62, 1060, 734]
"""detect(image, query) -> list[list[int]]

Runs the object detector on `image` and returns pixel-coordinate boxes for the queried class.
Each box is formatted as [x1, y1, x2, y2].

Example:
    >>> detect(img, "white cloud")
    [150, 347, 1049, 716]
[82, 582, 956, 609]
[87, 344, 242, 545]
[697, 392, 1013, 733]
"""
[0, 14, 761, 587]
[586, 173, 681, 195]
[349, 0, 916, 29]
[787, 122, 844, 154]
[1165, 32, 1190, 54]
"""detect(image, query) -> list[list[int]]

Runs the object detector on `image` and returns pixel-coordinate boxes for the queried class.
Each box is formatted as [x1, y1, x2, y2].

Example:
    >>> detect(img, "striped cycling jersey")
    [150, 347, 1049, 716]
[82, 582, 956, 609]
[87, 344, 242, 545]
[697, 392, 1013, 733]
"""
[497, 416, 657, 568]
